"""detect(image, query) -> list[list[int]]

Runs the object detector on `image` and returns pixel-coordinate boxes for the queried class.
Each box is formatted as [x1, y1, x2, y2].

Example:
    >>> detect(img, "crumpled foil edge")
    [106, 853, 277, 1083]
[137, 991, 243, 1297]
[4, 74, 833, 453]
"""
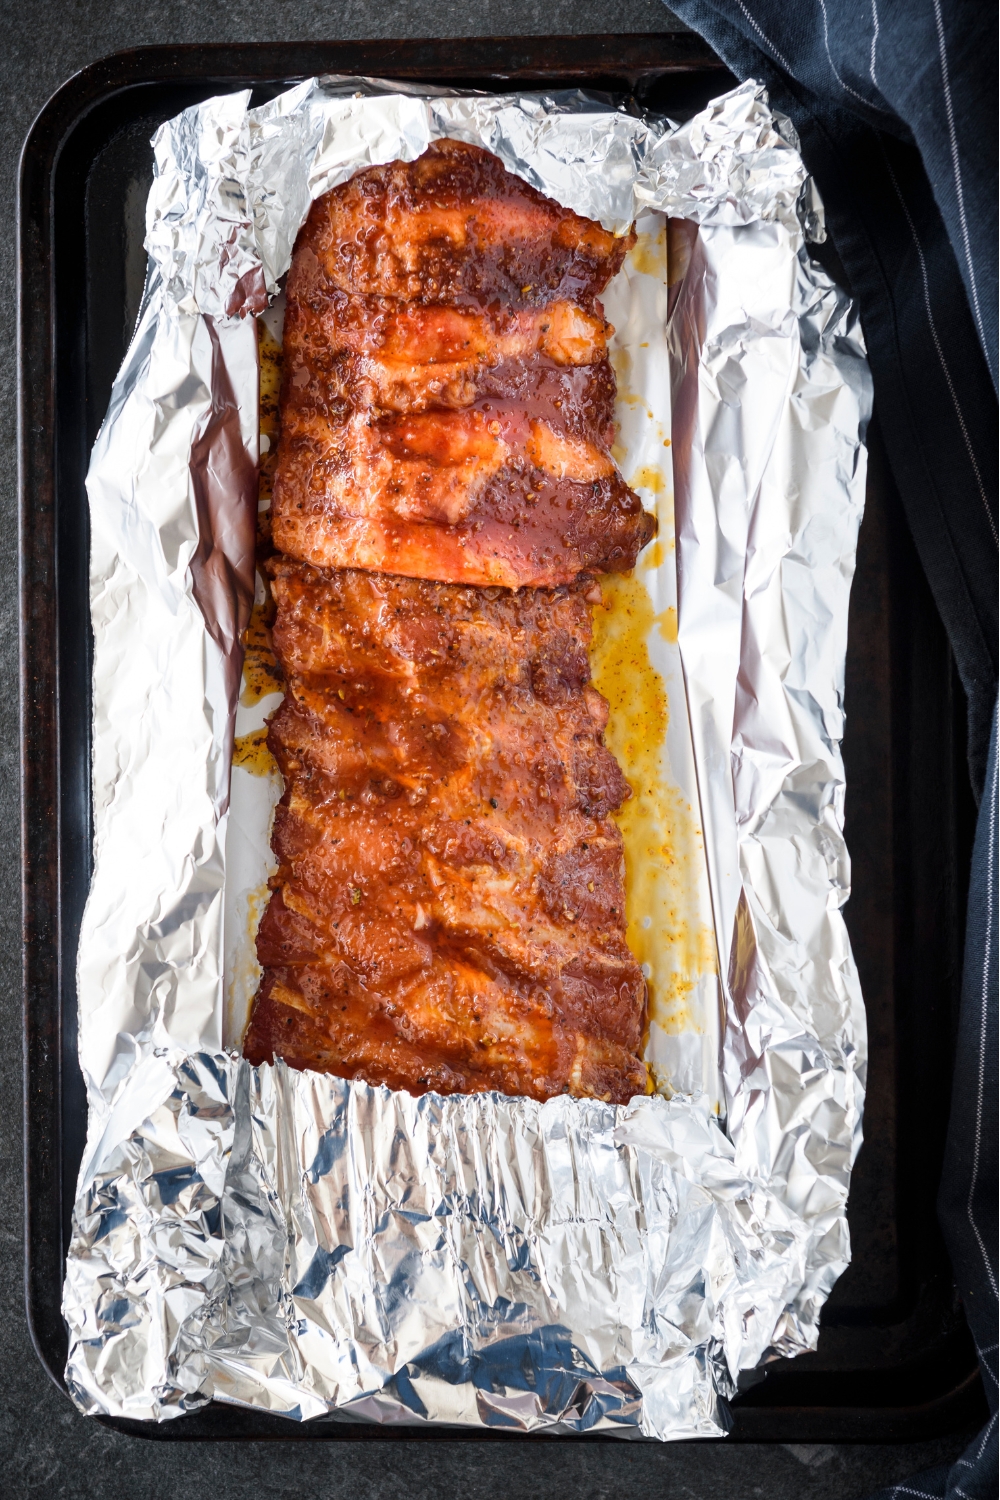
[65, 1051, 819, 1437]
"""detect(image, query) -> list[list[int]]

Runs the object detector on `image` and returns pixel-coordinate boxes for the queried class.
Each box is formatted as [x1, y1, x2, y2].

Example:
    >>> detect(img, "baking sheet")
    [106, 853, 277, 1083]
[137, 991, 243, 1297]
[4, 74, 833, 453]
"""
[64, 78, 870, 1437]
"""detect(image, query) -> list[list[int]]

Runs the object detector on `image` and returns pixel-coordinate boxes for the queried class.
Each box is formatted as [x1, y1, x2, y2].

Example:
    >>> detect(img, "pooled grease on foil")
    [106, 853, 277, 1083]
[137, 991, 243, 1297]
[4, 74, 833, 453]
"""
[598, 220, 721, 1090]
[65, 78, 871, 1437]
[232, 726, 276, 775]
[591, 569, 718, 1054]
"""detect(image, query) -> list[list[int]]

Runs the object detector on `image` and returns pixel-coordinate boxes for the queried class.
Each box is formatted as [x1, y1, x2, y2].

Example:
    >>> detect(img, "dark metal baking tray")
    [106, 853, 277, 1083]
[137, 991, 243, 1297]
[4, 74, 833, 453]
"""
[19, 32, 988, 1444]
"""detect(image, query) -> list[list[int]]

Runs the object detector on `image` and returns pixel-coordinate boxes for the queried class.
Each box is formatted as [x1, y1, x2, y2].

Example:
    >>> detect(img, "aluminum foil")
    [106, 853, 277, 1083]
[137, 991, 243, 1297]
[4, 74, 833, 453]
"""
[64, 78, 870, 1437]
[65, 1051, 813, 1433]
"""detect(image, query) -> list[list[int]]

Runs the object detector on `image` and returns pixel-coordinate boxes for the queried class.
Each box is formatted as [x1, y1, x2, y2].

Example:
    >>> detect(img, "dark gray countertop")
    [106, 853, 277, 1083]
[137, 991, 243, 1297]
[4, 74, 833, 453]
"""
[0, 3, 977, 1495]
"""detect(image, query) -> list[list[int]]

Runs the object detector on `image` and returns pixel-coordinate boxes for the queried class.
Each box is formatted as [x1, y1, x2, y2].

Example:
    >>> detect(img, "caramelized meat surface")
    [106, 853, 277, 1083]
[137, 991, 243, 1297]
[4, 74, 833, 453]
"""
[272, 139, 654, 588]
[291, 139, 631, 307]
[242, 560, 647, 1102]
[245, 145, 650, 1101]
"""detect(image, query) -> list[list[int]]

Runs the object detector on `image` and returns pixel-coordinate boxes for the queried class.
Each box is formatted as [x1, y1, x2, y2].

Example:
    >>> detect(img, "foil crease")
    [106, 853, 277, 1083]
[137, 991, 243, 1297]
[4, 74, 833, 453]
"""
[65, 79, 871, 1436]
[144, 77, 819, 322]
[65, 1051, 809, 1437]
[669, 217, 870, 1347]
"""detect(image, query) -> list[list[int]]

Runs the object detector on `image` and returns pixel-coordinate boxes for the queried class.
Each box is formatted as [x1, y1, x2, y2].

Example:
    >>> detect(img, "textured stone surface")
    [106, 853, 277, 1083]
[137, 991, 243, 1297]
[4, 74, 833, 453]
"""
[0, 3, 976, 1496]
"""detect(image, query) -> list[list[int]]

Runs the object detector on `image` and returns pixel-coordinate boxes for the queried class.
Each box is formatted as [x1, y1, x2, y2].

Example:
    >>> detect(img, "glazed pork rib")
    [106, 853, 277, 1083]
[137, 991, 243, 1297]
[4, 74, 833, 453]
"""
[245, 142, 650, 1101]
[272, 139, 655, 589]
[242, 560, 647, 1103]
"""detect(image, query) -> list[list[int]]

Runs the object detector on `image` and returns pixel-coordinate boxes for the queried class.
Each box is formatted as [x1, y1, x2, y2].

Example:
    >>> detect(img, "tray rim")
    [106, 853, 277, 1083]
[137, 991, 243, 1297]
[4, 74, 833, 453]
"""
[18, 31, 986, 1446]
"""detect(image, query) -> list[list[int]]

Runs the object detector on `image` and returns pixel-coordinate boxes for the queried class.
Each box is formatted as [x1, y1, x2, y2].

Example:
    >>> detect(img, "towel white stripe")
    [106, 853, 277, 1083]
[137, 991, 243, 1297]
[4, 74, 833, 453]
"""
[966, 703, 998, 1298]
[932, 0, 991, 378]
[880, 145, 998, 546]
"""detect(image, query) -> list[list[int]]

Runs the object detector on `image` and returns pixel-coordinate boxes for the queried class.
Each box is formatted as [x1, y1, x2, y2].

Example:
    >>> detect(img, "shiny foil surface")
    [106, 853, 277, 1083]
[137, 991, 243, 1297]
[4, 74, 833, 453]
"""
[64, 78, 871, 1437]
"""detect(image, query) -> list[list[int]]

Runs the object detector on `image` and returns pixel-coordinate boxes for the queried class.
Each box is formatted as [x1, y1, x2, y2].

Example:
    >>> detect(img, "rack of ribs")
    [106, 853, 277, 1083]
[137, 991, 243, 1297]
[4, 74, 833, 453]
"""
[244, 140, 652, 1103]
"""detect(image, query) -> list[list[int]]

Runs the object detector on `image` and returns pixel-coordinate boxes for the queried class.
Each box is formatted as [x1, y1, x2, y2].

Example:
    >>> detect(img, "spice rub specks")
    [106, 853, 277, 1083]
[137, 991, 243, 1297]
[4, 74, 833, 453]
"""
[291, 138, 632, 309]
[242, 561, 646, 1104]
[285, 296, 616, 427]
[257, 319, 283, 523]
[233, 725, 278, 778]
[240, 592, 283, 706]
[271, 138, 654, 589]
